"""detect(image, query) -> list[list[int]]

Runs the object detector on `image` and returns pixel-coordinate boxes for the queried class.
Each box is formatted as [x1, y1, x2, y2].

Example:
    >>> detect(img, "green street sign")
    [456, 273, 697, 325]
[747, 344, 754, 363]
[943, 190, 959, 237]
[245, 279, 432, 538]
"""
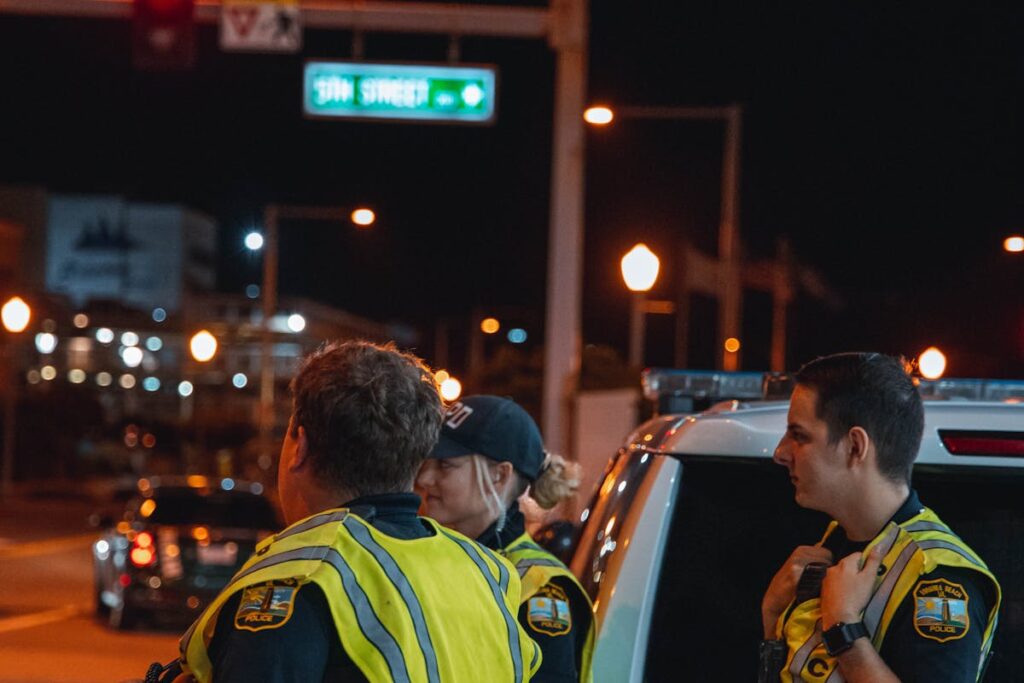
[303, 61, 498, 124]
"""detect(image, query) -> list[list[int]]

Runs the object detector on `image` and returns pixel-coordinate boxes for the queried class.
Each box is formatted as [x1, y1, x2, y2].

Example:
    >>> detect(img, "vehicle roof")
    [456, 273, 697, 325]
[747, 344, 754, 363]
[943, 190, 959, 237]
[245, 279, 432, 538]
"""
[628, 400, 1024, 468]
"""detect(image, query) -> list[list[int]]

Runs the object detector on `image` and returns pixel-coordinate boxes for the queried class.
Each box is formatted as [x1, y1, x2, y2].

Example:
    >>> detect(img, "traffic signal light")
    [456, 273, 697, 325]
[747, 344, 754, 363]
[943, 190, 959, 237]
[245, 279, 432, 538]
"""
[133, 0, 196, 70]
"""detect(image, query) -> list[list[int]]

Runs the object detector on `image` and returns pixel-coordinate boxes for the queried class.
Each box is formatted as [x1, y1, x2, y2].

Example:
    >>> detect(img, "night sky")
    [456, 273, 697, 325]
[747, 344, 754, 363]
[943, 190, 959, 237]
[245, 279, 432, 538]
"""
[1, 3, 1022, 376]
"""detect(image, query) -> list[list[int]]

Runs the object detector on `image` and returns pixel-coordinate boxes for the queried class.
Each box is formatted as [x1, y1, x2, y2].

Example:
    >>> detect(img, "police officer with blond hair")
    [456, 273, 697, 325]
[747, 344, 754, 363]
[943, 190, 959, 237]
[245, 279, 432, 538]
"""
[417, 395, 594, 683]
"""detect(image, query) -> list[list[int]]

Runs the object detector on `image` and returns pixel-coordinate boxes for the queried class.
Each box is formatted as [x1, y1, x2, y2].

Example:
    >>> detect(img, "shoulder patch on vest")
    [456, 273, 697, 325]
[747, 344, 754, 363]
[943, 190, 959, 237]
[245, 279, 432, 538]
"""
[234, 579, 301, 632]
[913, 578, 970, 643]
[527, 583, 572, 637]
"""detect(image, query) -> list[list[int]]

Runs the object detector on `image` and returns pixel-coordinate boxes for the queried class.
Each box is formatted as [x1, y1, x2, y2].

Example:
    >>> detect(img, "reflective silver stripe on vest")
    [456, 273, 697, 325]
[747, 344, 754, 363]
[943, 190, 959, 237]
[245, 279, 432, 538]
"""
[441, 530, 524, 683]
[479, 543, 511, 594]
[915, 540, 984, 569]
[229, 545, 330, 585]
[323, 547, 411, 683]
[274, 509, 349, 542]
[824, 663, 846, 682]
[903, 521, 957, 537]
[515, 558, 566, 577]
[507, 540, 544, 553]
[863, 540, 919, 638]
[788, 620, 824, 678]
[342, 517, 441, 683]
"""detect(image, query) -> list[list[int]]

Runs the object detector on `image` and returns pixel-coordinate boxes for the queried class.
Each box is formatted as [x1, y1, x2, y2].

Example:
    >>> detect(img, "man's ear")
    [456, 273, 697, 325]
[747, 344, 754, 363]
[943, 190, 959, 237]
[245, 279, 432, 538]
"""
[846, 426, 871, 468]
[290, 425, 311, 470]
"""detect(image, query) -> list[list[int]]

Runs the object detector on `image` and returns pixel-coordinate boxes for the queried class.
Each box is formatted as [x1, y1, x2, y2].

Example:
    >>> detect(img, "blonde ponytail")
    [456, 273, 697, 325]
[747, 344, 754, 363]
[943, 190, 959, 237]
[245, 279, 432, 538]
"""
[529, 453, 581, 510]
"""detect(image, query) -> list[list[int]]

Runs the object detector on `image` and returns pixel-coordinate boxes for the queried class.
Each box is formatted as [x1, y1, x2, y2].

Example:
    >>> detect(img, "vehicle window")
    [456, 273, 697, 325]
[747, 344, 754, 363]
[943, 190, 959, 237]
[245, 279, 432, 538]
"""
[642, 459, 1024, 682]
[644, 457, 828, 682]
[146, 490, 279, 529]
[573, 448, 656, 602]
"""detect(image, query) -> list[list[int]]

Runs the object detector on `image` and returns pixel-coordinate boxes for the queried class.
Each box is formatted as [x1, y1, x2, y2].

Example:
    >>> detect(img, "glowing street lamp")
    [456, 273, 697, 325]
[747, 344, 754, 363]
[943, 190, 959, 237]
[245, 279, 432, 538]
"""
[440, 376, 463, 402]
[621, 244, 661, 366]
[1, 297, 31, 333]
[1005, 235, 1024, 253]
[583, 105, 614, 126]
[245, 231, 265, 251]
[480, 317, 501, 334]
[621, 244, 660, 292]
[351, 208, 376, 227]
[189, 330, 218, 362]
[918, 347, 947, 380]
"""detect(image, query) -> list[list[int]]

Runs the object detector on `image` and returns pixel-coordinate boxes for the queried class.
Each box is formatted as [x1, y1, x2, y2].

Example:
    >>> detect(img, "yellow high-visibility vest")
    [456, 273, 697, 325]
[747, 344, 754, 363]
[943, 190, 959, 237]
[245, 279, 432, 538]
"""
[180, 508, 542, 683]
[776, 508, 1001, 683]
[502, 532, 594, 683]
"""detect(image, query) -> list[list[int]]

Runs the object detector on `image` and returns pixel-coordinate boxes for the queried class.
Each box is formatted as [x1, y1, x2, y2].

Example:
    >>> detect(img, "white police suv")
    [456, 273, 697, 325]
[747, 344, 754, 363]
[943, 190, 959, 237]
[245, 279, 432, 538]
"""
[569, 370, 1024, 682]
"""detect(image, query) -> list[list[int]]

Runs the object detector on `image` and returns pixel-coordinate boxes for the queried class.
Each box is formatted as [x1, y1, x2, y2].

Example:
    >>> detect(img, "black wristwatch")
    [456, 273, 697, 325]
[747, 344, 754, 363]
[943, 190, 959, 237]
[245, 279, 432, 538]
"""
[822, 621, 868, 656]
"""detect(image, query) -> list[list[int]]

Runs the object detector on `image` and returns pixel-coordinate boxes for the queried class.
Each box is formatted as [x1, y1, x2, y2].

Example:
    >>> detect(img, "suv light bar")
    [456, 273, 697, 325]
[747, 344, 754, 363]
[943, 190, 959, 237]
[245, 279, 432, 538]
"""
[643, 369, 1024, 415]
[918, 379, 1024, 402]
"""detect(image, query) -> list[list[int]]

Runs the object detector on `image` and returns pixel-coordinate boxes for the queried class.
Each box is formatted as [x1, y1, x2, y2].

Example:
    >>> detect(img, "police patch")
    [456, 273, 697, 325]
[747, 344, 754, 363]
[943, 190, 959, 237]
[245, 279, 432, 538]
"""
[527, 584, 572, 636]
[234, 578, 301, 632]
[913, 578, 970, 643]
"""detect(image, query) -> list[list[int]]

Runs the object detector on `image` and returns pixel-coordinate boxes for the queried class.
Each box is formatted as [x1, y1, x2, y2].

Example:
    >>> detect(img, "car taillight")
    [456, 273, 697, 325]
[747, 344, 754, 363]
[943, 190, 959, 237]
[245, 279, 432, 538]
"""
[939, 430, 1024, 457]
[130, 531, 157, 568]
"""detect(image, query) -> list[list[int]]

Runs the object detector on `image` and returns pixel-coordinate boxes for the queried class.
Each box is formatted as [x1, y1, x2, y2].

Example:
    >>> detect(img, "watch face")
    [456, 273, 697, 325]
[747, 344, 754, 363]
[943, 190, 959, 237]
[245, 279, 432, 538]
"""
[822, 625, 848, 656]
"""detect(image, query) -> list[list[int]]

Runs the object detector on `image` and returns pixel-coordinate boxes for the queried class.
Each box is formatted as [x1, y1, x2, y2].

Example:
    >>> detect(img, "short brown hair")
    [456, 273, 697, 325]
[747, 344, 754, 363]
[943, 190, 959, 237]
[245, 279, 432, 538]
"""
[795, 352, 924, 484]
[289, 340, 443, 497]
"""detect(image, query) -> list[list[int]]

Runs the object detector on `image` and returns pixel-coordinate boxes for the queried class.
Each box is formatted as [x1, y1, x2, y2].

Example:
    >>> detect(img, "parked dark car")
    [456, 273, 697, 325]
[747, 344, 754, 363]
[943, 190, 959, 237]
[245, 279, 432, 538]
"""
[92, 475, 280, 629]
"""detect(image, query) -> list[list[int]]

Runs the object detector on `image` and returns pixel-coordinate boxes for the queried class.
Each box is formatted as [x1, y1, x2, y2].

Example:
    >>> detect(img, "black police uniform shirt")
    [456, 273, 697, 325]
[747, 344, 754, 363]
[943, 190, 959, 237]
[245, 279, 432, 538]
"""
[477, 503, 593, 683]
[207, 493, 430, 683]
[820, 490, 996, 683]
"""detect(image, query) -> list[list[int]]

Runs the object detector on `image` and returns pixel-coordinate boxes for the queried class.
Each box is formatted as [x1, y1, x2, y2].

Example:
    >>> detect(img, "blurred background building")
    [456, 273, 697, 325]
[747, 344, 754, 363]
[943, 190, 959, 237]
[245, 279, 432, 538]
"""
[0, 184, 407, 485]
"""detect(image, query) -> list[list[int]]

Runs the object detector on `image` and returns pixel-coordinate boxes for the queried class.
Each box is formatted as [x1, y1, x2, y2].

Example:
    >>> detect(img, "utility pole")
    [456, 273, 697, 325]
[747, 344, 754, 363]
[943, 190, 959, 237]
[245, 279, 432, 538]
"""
[542, 0, 588, 455]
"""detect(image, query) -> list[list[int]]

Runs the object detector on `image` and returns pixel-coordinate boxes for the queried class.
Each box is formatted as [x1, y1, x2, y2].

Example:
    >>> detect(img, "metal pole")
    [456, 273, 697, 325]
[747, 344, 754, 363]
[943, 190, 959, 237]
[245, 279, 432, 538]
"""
[718, 105, 743, 371]
[770, 239, 792, 372]
[674, 243, 690, 368]
[1, 383, 14, 500]
[541, 0, 588, 457]
[628, 293, 645, 367]
[259, 205, 279, 462]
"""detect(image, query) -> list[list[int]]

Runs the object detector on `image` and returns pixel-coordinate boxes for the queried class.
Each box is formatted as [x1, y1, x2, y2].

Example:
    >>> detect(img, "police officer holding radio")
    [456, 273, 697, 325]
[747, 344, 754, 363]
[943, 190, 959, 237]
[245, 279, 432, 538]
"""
[153, 341, 540, 683]
[759, 353, 1000, 682]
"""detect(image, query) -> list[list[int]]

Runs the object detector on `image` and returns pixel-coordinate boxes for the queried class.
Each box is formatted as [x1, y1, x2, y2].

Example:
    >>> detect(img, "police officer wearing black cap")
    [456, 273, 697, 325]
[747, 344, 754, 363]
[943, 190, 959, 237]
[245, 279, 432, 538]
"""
[416, 395, 595, 683]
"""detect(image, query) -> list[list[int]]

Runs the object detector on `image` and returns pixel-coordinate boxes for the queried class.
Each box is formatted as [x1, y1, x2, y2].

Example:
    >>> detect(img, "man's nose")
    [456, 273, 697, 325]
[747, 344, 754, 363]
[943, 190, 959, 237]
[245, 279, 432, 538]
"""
[773, 439, 790, 466]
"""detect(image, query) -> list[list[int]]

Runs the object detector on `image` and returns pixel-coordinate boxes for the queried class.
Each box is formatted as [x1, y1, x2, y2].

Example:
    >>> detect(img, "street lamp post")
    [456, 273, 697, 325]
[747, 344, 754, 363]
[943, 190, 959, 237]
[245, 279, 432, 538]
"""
[256, 205, 374, 465]
[1, 296, 31, 500]
[586, 104, 744, 370]
[620, 243, 661, 366]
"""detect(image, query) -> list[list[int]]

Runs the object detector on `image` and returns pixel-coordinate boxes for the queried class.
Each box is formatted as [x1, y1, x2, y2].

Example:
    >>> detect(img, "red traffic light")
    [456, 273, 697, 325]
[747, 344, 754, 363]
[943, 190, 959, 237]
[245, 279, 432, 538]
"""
[133, 0, 196, 70]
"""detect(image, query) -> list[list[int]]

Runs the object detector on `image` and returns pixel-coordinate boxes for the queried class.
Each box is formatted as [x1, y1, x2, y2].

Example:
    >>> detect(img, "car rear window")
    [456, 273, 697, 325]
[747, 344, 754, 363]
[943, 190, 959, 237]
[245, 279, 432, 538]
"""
[643, 458, 1024, 682]
[145, 490, 279, 529]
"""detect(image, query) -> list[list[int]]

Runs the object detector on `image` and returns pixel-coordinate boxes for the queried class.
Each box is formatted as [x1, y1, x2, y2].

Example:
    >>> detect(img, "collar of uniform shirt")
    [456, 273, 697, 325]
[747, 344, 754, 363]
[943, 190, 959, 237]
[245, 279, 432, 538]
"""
[476, 501, 527, 551]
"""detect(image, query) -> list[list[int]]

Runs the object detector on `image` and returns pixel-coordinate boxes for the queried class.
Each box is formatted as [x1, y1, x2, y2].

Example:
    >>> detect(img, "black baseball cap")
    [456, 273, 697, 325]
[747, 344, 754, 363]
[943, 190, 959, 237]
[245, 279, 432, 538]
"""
[430, 395, 546, 481]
